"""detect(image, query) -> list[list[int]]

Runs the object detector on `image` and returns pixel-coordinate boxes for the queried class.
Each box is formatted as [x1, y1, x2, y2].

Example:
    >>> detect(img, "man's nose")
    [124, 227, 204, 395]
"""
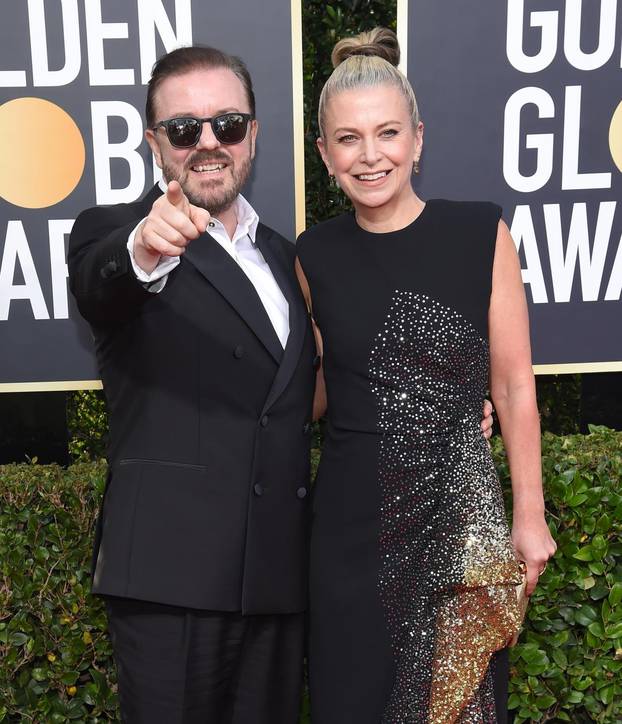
[195, 119, 220, 151]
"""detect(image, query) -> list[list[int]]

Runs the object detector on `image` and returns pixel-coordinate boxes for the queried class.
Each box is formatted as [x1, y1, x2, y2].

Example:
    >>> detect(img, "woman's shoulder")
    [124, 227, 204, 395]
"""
[296, 212, 354, 249]
[429, 198, 502, 227]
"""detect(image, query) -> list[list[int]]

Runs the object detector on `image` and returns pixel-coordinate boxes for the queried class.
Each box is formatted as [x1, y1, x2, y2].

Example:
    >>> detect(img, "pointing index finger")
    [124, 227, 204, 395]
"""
[166, 180, 187, 209]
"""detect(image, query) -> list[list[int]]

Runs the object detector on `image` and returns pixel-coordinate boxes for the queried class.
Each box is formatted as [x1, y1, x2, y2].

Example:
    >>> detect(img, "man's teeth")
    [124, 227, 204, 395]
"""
[193, 164, 226, 172]
[358, 171, 387, 180]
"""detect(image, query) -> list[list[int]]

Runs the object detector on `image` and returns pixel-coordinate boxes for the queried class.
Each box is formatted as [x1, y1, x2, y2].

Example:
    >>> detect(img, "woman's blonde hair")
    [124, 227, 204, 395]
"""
[318, 27, 420, 138]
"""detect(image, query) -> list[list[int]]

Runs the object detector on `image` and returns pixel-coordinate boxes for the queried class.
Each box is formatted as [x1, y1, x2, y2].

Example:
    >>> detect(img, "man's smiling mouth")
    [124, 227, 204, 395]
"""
[192, 163, 227, 173]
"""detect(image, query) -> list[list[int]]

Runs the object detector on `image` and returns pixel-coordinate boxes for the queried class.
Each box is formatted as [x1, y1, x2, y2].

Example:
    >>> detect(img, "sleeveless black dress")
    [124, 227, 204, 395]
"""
[296, 200, 523, 724]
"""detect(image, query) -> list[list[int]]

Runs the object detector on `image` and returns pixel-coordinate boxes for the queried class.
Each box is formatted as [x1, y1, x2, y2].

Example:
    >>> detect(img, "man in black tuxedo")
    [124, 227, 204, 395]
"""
[69, 46, 316, 723]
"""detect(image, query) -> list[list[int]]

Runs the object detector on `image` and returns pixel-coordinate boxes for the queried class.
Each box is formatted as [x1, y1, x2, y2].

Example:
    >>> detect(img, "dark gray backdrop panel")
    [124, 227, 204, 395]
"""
[0, 0, 296, 384]
[407, 0, 621, 367]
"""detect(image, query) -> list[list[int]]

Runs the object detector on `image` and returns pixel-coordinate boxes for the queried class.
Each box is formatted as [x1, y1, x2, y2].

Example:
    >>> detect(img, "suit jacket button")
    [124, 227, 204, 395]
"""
[254, 483, 263, 496]
[233, 345, 244, 359]
[100, 260, 119, 279]
[260, 415, 269, 428]
[296, 487, 307, 499]
[303, 422, 311, 434]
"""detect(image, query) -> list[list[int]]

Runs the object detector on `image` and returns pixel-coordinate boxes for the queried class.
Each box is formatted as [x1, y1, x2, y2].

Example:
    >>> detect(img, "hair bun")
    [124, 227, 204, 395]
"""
[331, 27, 400, 69]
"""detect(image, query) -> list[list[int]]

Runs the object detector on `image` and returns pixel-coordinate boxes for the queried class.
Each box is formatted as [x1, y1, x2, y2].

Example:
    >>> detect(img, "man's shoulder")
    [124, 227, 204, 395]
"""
[73, 185, 162, 234]
[256, 222, 295, 260]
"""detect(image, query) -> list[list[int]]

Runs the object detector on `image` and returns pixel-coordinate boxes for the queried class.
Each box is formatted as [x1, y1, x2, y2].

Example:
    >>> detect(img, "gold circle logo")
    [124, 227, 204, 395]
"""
[0, 97, 85, 209]
[610, 100, 622, 173]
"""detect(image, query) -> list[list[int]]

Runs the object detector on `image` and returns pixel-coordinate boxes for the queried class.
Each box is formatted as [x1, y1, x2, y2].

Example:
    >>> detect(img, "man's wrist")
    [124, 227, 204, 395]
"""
[129, 220, 161, 276]
[133, 243, 162, 276]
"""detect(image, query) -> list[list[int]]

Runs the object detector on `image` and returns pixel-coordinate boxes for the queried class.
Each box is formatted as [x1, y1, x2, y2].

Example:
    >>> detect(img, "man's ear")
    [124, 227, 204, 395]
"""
[317, 137, 333, 176]
[249, 119, 258, 160]
[145, 129, 163, 168]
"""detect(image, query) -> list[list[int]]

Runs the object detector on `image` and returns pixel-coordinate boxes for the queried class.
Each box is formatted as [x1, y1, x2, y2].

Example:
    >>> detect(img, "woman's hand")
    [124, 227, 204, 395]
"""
[481, 399, 494, 440]
[511, 514, 557, 596]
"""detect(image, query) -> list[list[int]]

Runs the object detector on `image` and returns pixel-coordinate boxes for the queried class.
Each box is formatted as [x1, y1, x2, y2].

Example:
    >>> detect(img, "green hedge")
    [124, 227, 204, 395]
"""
[1, 429, 621, 722]
[496, 427, 622, 722]
[0, 461, 115, 722]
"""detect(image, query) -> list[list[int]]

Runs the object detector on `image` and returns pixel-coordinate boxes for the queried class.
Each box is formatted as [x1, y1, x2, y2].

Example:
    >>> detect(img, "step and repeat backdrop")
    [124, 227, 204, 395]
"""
[0, 0, 303, 389]
[1, 0, 620, 387]
[401, 0, 621, 372]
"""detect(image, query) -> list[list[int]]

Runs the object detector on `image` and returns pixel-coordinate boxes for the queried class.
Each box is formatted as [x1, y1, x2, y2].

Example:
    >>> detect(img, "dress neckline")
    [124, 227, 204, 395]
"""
[351, 199, 434, 237]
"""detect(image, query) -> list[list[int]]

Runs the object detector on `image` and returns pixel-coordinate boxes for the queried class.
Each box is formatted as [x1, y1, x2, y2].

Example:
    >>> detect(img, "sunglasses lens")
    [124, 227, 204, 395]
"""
[213, 114, 248, 144]
[167, 118, 202, 147]
[162, 114, 250, 147]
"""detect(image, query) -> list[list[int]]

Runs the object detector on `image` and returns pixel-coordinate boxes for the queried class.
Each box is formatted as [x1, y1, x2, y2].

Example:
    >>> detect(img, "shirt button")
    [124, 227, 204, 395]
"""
[233, 345, 244, 359]
[296, 487, 307, 499]
[208, 221, 215, 228]
[260, 415, 269, 428]
[254, 483, 263, 496]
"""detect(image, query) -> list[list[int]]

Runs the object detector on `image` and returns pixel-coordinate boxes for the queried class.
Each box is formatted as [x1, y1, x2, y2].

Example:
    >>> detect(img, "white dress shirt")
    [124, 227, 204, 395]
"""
[127, 181, 290, 348]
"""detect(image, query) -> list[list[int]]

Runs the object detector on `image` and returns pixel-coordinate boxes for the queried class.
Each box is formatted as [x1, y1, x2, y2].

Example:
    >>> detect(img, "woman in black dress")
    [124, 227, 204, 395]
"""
[296, 28, 556, 723]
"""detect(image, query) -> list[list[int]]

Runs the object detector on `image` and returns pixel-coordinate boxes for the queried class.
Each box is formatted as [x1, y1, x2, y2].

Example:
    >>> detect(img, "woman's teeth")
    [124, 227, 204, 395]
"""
[357, 171, 388, 180]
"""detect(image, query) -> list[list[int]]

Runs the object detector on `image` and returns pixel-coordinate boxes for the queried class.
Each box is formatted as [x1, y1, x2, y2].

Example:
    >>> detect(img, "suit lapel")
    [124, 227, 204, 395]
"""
[254, 225, 308, 415]
[153, 183, 306, 406]
[184, 232, 284, 363]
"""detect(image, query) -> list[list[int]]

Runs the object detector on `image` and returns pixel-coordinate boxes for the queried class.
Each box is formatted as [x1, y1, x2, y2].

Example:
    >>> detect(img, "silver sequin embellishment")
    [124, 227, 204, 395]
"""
[369, 291, 521, 723]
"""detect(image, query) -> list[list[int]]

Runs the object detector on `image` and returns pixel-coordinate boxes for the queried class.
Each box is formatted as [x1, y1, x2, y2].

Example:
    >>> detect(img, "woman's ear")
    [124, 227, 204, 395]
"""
[317, 137, 334, 176]
[413, 121, 424, 165]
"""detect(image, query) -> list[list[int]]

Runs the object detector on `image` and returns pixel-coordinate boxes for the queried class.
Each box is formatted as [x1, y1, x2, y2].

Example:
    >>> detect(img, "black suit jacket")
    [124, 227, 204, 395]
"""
[68, 185, 315, 614]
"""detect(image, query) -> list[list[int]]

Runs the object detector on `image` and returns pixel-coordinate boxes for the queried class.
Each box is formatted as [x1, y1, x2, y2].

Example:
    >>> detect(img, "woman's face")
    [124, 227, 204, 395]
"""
[318, 84, 423, 215]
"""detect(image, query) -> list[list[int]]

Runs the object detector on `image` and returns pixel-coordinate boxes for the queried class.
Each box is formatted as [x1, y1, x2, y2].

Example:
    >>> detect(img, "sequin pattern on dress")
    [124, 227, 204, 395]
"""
[369, 291, 522, 723]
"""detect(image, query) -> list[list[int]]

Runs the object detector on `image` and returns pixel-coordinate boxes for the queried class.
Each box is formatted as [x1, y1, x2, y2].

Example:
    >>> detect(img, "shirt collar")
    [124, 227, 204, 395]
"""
[231, 194, 259, 245]
[157, 179, 259, 245]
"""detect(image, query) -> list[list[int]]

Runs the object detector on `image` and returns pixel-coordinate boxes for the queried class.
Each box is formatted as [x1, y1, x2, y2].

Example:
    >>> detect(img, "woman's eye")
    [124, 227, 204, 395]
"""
[337, 134, 357, 143]
[381, 128, 398, 137]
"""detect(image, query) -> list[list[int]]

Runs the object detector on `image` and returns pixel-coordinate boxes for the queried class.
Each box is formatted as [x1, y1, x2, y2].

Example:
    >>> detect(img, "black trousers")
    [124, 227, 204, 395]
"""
[105, 597, 304, 724]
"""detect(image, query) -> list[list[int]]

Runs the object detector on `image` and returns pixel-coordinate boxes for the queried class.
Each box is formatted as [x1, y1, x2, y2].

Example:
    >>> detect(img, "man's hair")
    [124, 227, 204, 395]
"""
[146, 45, 256, 127]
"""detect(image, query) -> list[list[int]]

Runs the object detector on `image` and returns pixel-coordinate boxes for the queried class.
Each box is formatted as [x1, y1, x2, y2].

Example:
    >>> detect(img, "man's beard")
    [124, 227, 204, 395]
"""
[163, 150, 252, 216]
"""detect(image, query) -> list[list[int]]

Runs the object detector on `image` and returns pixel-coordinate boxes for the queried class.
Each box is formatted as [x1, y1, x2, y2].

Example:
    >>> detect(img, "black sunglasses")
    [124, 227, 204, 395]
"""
[153, 112, 254, 148]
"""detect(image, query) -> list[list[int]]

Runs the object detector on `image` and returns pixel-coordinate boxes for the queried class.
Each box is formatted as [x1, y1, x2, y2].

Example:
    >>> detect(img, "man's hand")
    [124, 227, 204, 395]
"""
[133, 181, 211, 274]
[481, 398, 494, 440]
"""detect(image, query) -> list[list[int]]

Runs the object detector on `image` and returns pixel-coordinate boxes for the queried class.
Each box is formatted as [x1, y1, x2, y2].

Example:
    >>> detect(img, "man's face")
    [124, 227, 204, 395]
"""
[146, 67, 257, 216]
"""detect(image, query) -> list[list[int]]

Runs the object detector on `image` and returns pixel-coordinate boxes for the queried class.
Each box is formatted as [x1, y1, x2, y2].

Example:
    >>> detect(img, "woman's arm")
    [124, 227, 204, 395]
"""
[295, 258, 327, 421]
[489, 220, 557, 595]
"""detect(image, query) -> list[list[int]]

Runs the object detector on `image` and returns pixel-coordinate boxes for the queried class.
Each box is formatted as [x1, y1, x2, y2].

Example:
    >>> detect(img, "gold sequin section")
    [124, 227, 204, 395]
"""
[430, 586, 521, 722]
[369, 291, 522, 723]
